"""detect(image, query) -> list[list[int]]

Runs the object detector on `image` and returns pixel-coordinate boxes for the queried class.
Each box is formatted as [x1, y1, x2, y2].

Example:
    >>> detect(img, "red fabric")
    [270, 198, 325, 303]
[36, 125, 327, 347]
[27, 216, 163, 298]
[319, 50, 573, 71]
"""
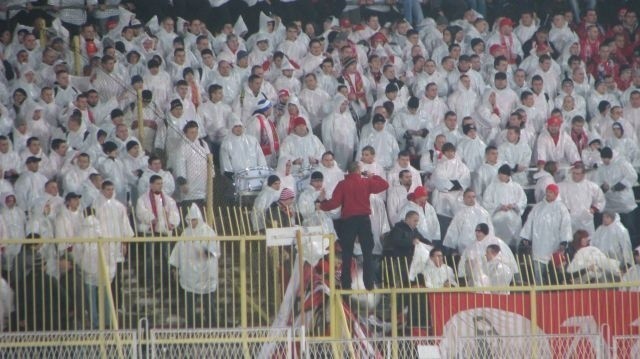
[427, 289, 640, 357]
[320, 173, 389, 218]
[547, 116, 563, 127]
[489, 44, 502, 55]
[190, 82, 200, 109]
[85, 39, 98, 58]
[411, 186, 428, 200]
[343, 71, 368, 107]
[580, 38, 601, 63]
[499, 18, 513, 28]
[257, 114, 279, 155]
[500, 33, 516, 64]
[589, 58, 620, 80]
[546, 183, 559, 195]
[571, 129, 589, 155]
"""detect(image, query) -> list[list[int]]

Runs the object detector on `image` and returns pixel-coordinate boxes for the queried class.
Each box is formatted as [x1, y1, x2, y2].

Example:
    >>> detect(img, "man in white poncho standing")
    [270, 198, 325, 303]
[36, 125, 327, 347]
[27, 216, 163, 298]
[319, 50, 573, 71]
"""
[520, 183, 572, 285]
[482, 164, 527, 251]
[443, 189, 493, 255]
[558, 164, 606, 235]
[297, 171, 336, 235]
[169, 204, 219, 328]
[321, 94, 357, 171]
[432, 142, 471, 232]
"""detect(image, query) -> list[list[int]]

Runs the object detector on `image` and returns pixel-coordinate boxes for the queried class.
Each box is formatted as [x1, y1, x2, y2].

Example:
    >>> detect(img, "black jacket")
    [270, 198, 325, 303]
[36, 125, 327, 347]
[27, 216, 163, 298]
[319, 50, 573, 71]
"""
[384, 221, 430, 258]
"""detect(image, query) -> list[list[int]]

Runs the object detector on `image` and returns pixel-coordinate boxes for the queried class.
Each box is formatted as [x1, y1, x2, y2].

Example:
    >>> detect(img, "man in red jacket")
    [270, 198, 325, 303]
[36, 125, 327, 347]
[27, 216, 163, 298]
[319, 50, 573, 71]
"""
[319, 161, 389, 290]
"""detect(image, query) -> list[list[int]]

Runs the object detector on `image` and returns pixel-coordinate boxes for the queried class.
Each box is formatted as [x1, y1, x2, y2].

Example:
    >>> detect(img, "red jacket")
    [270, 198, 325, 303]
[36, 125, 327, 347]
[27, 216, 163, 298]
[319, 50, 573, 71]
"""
[320, 173, 389, 219]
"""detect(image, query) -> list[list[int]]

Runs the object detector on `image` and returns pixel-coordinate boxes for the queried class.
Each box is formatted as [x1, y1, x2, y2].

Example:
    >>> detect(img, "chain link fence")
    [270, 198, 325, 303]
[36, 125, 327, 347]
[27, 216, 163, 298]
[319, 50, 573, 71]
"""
[0, 330, 137, 358]
[150, 327, 294, 359]
[613, 335, 640, 359]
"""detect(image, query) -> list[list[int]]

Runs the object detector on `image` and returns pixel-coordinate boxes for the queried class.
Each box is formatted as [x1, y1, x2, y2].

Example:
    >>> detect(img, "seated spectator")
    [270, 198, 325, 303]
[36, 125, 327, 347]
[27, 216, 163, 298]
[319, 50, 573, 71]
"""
[266, 187, 297, 228]
[251, 175, 282, 232]
[566, 230, 621, 283]
[621, 247, 640, 292]
[422, 247, 457, 288]
[459, 223, 518, 286]
[591, 212, 634, 269]
[219, 117, 267, 176]
[480, 244, 515, 291]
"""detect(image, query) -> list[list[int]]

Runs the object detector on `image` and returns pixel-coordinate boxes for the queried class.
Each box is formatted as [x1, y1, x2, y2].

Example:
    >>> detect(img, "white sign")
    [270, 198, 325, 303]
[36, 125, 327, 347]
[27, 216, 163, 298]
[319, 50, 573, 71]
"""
[266, 227, 298, 247]
[417, 345, 441, 359]
[265, 226, 326, 248]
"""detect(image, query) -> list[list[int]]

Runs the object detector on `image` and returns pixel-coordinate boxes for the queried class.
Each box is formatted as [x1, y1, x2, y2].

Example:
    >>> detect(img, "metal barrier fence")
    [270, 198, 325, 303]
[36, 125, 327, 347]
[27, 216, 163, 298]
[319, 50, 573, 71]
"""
[613, 335, 640, 359]
[304, 334, 605, 358]
[150, 327, 294, 359]
[0, 330, 138, 358]
[1, 206, 639, 358]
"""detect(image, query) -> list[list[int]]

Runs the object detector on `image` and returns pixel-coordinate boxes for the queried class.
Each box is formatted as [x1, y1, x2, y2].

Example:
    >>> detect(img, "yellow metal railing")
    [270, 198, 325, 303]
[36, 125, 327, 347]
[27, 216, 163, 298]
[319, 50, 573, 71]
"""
[0, 206, 638, 357]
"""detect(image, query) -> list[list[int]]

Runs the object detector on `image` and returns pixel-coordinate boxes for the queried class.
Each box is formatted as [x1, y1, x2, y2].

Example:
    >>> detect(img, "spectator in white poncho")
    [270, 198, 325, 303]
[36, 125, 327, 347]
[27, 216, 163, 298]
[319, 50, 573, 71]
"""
[482, 164, 527, 249]
[251, 175, 282, 232]
[591, 212, 634, 269]
[420, 247, 457, 288]
[459, 223, 518, 285]
[169, 203, 219, 328]
[567, 230, 621, 284]
[621, 247, 640, 292]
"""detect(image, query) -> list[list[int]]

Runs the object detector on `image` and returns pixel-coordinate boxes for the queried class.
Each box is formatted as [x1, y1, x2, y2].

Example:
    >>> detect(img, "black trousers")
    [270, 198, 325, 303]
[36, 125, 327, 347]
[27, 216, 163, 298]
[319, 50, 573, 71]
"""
[338, 215, 375, 290]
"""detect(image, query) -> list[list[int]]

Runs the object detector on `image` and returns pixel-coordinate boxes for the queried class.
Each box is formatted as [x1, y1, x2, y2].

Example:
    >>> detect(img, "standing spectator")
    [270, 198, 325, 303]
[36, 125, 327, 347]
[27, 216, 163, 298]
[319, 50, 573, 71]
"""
[169, 203, 219, 328]
[431, 142, 471, 221]
[443, 189, 493, 255]
[136, 175, 181, 284]
[174, 121, 212, 211]
[322, 94, 358, 171]
[558, 164, 606, 235]
[320, 161, 389, 290]
[595, 147, 639, 247]
[520, 183, 573, 284]
[246, 99, 280, 168]
[49, 0, 97, 36]
[482, 165, 527, 251]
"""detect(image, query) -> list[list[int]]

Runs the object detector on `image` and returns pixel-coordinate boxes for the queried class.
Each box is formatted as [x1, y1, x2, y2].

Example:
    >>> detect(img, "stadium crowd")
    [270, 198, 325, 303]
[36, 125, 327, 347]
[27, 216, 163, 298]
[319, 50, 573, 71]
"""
[1, 0, 640, 330]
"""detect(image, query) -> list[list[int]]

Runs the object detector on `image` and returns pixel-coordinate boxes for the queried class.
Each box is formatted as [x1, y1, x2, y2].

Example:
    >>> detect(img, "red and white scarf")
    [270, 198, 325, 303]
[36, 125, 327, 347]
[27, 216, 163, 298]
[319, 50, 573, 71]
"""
[344, 71, 368, 107]
[149, 190, 166, 232]
[500, 33, 515, 64]
[257, 114, 279, 155]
